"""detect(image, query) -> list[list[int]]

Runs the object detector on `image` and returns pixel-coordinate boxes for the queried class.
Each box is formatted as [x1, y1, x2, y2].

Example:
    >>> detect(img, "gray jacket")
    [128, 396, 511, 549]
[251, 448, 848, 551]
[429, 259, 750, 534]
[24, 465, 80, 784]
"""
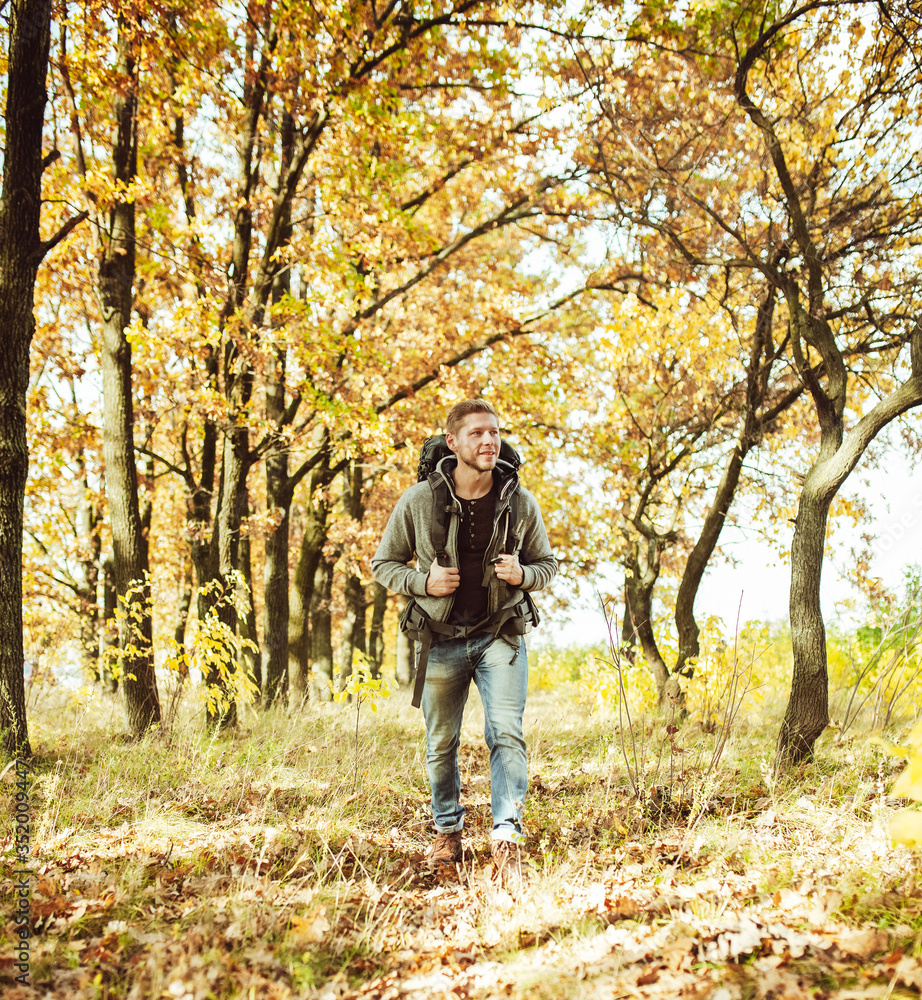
[371, 456, 557, 627]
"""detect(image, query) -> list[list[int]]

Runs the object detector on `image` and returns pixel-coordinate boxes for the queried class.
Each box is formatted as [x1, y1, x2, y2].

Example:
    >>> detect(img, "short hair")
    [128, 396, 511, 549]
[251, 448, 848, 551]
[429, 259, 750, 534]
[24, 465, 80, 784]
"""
[446, 398, 499, 436]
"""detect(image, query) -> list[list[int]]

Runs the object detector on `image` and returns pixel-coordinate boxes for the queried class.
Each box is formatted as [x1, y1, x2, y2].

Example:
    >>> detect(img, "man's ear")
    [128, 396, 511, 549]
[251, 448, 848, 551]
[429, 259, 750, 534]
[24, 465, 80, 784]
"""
[445, 433, 457, 454]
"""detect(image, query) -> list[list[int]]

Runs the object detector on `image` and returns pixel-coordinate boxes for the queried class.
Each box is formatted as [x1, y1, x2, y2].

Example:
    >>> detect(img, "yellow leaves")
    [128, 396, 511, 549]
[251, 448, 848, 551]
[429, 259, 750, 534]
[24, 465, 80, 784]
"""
[581, 643, 657, 717]
[334, 655, 393, 712]
[163, 645, 191, 677]
[159, 570, 261, 714]
[890, 811, 922, 848]
[893, 752, 922, 800]
[103, 573, 155, 684]
[887, 719, 922, 847]
[828, 493, 869, 531]
[287, 909, 330, 947]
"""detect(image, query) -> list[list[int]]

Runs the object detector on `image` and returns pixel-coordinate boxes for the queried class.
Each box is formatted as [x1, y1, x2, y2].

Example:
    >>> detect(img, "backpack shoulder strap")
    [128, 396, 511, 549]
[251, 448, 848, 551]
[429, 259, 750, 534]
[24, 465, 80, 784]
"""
[428, 471, 453, 566]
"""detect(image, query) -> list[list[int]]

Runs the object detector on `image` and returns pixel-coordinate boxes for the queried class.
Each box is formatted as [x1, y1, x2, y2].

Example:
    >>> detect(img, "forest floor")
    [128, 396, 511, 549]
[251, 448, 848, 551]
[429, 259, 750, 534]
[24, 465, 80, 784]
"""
[3, 682, 922, 999]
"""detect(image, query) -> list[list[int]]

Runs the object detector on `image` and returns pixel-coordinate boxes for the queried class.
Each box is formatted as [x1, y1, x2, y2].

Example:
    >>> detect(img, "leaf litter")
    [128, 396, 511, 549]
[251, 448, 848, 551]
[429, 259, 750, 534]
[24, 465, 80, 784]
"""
[3, 702, 922, 999]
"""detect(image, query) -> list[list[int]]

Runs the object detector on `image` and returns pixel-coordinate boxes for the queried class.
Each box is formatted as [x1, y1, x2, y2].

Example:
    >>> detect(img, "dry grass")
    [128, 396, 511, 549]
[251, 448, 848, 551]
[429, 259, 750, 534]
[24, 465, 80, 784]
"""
[3, 676, 922, 999]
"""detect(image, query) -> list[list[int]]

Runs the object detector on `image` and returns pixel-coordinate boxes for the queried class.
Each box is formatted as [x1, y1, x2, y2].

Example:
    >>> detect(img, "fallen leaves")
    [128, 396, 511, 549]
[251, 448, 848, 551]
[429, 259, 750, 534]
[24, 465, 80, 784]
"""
[288, 909, 331, 947]
[4, 717, 921, 1000]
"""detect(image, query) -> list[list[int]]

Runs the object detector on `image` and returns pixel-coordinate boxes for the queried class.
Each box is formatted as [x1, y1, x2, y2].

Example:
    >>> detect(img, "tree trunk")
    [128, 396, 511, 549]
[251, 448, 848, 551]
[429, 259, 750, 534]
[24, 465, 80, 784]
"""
[340, 573, 366, 690]
[674, 440, 748, 677]
[237, 515, 260, 697]
[190, 484, 219, 626]
[311, 551, 336, 701]
[174, 561, 192, 652]
[259, 357, 292, 705]
[395, 596, 414, 689]
[288, 520, 320, 704]
[777, 484, 832, 763]
[97, 18, 160, 736]
[192, 461, 236, 728]
[98, 558, 119, 694]
[261, 109, 294, 707]
[191, 511, 236, 725]
[262, 477, 290, 704]
[0, 0, 53, 758]
[167, 76, 227, 715]
[624, 557, 670, 700]
[776, 308, 922, 763]
[675, 290, 782, 677]
[77, 583, 101, 682]
[76, 483, 101, 683]
[338, 459, 366, 690]
[288, 444, 333, 701]
[185, 361, 223, 706]
[368, 581, 387, 679]
[203, 9, 265, 726]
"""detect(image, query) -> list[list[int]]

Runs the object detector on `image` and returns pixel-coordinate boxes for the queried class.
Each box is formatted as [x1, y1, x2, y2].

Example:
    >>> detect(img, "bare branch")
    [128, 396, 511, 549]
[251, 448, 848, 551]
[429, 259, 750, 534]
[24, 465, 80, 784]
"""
[38, 210, 88, 258]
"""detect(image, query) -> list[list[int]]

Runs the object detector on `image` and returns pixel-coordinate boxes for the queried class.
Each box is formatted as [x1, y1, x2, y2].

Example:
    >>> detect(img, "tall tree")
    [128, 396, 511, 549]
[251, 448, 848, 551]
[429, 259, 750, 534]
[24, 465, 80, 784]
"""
[0, 0, 84, 756]
[61, 10, 162, 735]
[519, 278, 805, 703]
[260, 109, 296, 706]
[288, 430, 336, 701]
[563, 0, 922, 755]
[131, 0, 583, 712]
[99, 17, 161, 734]
[729, 5, 922, 762]
[338, 459, 367, 691]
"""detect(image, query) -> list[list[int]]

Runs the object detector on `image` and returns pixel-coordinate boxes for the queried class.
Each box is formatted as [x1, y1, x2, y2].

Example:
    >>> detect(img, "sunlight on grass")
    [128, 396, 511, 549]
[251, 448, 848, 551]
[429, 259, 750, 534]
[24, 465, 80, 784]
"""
[3, 637, 922, 998]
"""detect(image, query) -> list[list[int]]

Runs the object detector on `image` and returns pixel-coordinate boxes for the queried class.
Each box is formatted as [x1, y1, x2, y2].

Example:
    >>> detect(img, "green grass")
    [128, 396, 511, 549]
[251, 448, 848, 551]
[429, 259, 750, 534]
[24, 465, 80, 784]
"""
[2, 672, 921, 998]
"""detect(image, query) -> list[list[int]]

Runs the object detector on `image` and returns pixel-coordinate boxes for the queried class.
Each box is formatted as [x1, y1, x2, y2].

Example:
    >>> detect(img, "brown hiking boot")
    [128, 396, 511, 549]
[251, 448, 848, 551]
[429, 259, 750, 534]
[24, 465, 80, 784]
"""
[491, 839, 529, 887]
[427, 830, 462, 865]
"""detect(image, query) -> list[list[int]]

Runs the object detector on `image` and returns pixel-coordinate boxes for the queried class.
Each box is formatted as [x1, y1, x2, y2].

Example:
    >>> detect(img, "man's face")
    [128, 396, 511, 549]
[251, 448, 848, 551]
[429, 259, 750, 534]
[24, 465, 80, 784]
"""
[446, 412, 501, 473]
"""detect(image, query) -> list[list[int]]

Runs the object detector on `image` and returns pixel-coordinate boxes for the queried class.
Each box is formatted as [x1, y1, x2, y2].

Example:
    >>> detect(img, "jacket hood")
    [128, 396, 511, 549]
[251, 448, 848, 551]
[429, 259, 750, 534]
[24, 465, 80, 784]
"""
[433, 454, 520, 500]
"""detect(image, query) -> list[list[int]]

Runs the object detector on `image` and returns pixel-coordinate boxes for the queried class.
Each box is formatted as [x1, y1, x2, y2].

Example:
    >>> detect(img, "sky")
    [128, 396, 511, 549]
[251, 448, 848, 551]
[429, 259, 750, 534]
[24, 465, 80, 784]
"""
[544, 443, 922, 647]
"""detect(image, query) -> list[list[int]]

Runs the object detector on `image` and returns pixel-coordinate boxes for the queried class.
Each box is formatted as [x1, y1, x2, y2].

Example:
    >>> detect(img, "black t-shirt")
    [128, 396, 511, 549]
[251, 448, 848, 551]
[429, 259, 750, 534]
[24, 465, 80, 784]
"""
[449, 484, 495, 625]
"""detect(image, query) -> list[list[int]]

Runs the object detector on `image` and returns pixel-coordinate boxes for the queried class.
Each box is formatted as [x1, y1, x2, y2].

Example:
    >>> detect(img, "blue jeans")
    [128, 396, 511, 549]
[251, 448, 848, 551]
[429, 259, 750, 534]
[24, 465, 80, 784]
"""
[420, 633, 528, 844]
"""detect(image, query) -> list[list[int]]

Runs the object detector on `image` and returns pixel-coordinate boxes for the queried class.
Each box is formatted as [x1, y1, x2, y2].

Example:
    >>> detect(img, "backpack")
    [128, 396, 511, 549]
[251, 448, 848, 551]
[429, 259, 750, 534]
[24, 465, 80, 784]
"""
[417, 433, 523, 482]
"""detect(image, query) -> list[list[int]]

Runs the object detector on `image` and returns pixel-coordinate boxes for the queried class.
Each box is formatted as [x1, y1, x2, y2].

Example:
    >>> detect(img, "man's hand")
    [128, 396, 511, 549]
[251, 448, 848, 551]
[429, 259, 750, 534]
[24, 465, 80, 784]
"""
[426, 560, 460, 596]
[493, 553, 524, 587]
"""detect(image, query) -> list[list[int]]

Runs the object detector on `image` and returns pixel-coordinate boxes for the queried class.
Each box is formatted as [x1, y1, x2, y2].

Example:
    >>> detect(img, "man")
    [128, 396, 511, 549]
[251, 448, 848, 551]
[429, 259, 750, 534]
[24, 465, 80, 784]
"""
[372, 399, 557, 880]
